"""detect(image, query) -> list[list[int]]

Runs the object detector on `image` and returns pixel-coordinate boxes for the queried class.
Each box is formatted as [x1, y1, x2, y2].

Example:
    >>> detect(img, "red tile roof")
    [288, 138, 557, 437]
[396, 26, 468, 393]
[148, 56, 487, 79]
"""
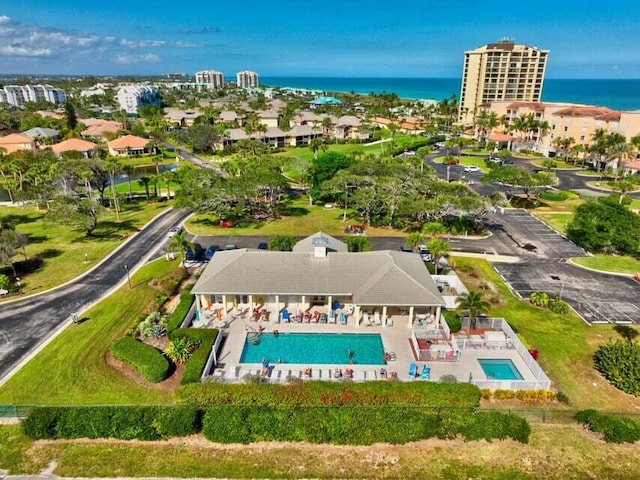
[506, 101, 546, 111]
[0, 133, 33, 144]
[108, 134, 149, 149]
[488, 133, 516, 142]
[51, 138, 97, 153]
[553, 106, 615, 117]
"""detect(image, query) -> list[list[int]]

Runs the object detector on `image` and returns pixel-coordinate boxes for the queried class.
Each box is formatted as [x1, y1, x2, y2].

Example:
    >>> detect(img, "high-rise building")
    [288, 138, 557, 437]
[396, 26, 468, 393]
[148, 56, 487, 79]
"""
[116, 85, 161, 114]
[236, 71, 259, 88]
[458, 40, 549, 124]
[0, 84, 66, 107]
[195, 70, 224, 90]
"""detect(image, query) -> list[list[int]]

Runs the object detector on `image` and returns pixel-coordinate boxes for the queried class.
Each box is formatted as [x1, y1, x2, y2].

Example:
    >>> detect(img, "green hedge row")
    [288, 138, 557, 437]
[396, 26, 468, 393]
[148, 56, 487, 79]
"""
[22, 406, 199, 440]
[202, 406, 530, 445]
[170, 328, 219, 385]
[167, 289, 194, 334]
[576, 409, 640, 443]
[110, 337, 170, 383]
[176, 381, 481, 407]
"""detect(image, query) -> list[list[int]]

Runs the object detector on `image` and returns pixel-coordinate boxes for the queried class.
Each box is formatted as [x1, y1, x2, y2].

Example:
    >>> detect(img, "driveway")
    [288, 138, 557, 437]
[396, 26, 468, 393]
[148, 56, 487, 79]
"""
[0, 208, 191, 384]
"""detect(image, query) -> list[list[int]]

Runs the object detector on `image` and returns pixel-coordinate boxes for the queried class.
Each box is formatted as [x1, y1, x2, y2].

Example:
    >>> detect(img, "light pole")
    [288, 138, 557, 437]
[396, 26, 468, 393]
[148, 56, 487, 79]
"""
[16, 277, 21, 294]
[124, 264, 132, 289]
[84, 253, 88, 263]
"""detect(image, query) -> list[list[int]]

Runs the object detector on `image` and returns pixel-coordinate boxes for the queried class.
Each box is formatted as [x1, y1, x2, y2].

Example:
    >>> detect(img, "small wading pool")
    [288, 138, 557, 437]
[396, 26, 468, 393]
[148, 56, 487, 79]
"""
[240, 333, 386, 365]
[478, 359, 524, 380]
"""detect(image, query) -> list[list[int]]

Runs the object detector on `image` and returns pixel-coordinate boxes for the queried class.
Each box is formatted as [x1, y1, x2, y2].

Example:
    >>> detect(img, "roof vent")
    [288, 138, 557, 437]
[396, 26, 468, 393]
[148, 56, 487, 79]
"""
[314, 246, 327, 258]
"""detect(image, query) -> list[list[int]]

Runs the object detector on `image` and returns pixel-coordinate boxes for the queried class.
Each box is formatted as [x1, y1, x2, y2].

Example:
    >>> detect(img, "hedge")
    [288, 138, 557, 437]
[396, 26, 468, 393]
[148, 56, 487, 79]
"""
[576, 409, 640, 443]
[176, 381, 481, 407]
[110, 337, 170, 383]
[22, 406, 198, 440]
[170, 328, 219, 385]
[167, 289, 194, 334]
[202, 406, 530, 445]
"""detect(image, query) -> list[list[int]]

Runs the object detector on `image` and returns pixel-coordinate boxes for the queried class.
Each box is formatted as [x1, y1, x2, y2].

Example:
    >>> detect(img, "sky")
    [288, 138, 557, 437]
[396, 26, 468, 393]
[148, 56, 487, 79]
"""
[1, 1, 640, 78]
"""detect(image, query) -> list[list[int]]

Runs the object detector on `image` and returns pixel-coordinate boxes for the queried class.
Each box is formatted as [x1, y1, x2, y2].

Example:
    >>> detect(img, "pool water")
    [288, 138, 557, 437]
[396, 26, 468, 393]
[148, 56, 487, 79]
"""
[240, 333, 386, 365]
[478, 359, 524, 380]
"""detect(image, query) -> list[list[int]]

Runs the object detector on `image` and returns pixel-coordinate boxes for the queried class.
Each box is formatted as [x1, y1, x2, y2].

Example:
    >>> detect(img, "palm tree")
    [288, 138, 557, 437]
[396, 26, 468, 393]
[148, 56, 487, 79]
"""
[427, 238, 451, 274]
[138, 176, 151, 201]
[122, 164, 134, 201]
[405, 232, 424, 251]
[104, 156, 121, 221]
[456, 290, 490, 331]
[167, 230, 195, 269]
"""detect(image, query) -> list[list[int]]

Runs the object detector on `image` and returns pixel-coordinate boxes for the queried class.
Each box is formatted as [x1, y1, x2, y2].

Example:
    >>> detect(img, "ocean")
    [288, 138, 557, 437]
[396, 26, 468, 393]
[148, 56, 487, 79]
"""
[259, 77, 640, 112]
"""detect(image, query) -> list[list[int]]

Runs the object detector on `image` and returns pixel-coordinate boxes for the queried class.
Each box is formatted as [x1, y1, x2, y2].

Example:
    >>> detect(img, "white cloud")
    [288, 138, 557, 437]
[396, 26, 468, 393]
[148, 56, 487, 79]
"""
[0, 14, 198, 65]
[115, 53, 161, 64]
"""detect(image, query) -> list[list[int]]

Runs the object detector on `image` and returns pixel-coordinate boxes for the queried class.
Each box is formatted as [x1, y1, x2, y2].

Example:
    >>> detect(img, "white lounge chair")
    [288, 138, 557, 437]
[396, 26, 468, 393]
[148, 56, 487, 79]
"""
[313, 368, 322, 379]
[385, 317, 394, 327]
[356, 370, 366, 382]
[328, 310, 336, 324]
[226, 364, 238, 381]
[374, 311, 382, 325]
[363, 312, 371, 326]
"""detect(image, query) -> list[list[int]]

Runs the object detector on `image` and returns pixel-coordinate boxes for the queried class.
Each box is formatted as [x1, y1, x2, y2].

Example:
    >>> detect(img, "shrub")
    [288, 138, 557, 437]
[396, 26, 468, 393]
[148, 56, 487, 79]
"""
[556, 391, 570, 404]
[539, 190, 569, 201]
[176, 381, 481, 407]
[0, 273, 10, 291]
[529, 291, 549, 307]
[548, 297, 570, 314]
[593, 340, 640, 396]
[22, 406, 198, 440]
[443, 310, 461, 333]
[165, 337, 196, 364]
[575, 409, 640, 443]
[167, 289, 194, 334]
[136, 311, 168, 338]
[170, 328, 219, 385]
[110, 337, 170, 383]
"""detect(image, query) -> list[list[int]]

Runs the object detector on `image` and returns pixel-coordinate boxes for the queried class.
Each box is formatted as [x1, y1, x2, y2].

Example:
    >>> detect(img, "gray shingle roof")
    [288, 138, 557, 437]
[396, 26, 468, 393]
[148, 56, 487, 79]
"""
[192, 249, 444, 307]
[22, 127, 59, 138]
[292, 232, 347, 253]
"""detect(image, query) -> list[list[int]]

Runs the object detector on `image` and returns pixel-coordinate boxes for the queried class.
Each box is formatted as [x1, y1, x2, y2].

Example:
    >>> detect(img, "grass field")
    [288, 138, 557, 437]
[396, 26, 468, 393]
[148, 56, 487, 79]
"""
[0, 258, 181, 405]
[461, 147, 492, 156]
[571, 254, 640, 275]
[0, 201, 170, 296]
[531, 159, 581, 170]
[534, 212, 573, 234]
[454, 257, 640, 412]
[185, 197, 406, 237]
[1, 423, 639, 478]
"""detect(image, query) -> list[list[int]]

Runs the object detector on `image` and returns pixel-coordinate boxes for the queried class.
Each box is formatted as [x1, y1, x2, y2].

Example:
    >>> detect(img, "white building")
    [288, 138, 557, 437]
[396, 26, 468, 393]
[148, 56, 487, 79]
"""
[236, 71, 259, 88]
[0, 84, 67, 106]
[195, 70, 224, 90]
[116, 85, 161, 114]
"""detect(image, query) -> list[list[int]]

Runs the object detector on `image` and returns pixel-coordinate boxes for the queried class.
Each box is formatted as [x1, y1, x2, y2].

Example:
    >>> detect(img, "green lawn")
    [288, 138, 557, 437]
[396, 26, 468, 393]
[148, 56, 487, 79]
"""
[571, 254, 640, 275]
[2, 423, 640, 478]
[454, 257, 640, 412]
[531, 159, 581, 170]
[0, 258, 182, 405]
[457, 156, 490, 172]
[0, 201, 169, 296]
[275, 141, 388, 162]
[461, 148, 492, 156]
[185, 197, 406, 237]
[533, 212, 573, 234]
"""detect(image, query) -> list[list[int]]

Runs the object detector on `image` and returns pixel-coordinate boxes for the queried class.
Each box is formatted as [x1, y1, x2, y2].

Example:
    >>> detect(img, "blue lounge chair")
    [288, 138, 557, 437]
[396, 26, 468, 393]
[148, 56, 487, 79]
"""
[408, 362, 417, 379]
[281, 308, 290, 323]
[421, 365, 431, 380]
[339, 311, 347, 325]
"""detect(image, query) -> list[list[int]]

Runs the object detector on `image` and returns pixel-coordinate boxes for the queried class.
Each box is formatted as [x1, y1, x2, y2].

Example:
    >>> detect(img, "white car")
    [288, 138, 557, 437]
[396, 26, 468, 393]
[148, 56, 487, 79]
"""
[464, 166, 481, 173]
[167, 226, 184, 238]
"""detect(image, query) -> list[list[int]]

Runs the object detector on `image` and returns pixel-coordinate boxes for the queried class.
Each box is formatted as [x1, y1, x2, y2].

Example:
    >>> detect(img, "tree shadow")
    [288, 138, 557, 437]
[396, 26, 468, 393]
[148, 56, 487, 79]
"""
[1, 213, 41, 226]
[25, 234, 49, 244]
[1, 257, 45, 277]
[37, 248, 63, 259]
[71, 220, 139, 242]
[614, 324, 638, 343]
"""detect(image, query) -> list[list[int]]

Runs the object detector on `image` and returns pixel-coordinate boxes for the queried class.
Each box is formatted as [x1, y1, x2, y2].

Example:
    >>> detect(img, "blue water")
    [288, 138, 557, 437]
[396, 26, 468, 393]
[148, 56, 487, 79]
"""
[239, 333, 385, 365]
[478, 359, 524, 381]
[259, 77, 640, 111]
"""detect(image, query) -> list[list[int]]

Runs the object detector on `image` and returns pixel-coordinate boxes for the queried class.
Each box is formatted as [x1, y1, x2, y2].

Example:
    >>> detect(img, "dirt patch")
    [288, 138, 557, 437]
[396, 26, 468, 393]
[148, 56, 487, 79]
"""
[105, 351, 184, 392]
[455, 267, 504, 307]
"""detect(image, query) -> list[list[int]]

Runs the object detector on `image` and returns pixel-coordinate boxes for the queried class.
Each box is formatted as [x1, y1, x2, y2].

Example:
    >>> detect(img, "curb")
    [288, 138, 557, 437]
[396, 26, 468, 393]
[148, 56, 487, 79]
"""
[566, 258, 635, 278]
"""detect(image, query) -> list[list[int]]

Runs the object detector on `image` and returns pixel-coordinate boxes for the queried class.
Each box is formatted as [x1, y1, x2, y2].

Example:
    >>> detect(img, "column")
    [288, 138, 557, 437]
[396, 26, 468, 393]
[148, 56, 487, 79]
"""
[196, 294, 202, 311]
[301, 295, 306, 311]
[435, 306, 442, 324]
[354, 305, 361, 327]
[222, 294, 227, 313]
[327, 295, 332, 312]
[382, 306, 388, 327]
[408, 306, 414, 328]
[249, 295, 253, 309]
[275, 295, 280, 315]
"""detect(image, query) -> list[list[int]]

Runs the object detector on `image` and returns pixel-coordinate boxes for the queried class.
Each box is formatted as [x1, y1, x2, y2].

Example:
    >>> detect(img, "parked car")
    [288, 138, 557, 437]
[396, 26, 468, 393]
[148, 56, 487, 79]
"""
[464, 165, 481, 173]
[488, 157, 502, 164]
[184, 243, 203, 261]
[223, 244, 239, 251]
[257, 242, 268, 250]
[204, 245, 218, 261]
[167, 226, 183, 238]
[417, 245, 432, 262]
[501, 159, 515, 166]
[399, 245, 413, 253]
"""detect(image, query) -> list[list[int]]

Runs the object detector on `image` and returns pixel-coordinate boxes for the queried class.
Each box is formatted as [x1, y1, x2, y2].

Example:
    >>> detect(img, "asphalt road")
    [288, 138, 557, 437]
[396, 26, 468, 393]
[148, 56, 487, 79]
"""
[0, 208, 190, 384]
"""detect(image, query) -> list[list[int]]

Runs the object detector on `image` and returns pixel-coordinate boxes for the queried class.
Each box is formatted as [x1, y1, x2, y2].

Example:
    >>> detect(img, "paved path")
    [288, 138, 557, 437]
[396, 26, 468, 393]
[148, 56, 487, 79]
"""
[0, 208, 190, 384]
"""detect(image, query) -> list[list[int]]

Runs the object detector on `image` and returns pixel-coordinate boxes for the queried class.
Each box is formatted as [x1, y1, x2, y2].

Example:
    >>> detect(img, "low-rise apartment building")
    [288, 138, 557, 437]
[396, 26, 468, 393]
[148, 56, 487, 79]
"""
[0, 84, 67, 106]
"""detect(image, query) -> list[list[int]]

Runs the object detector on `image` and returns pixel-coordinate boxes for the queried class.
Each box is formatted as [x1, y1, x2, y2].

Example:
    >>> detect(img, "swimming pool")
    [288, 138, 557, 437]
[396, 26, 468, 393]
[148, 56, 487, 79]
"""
[240, 333, 386, 365]
[478, 359, 524, 380]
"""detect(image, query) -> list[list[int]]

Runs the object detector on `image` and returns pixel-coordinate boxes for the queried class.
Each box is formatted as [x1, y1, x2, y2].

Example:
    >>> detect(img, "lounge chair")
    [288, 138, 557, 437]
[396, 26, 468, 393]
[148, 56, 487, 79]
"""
[356, 370, 366, 382]
[313, 368, 322, 379]
[363, 312, 371, 326]
[281, 309, 290, 323]
[374, 311, 382, 326]
[333, 367, 343, 379]
[421, 365, 431, 380]
[385, 317, 394, 327]
[226, 364, 238, 381]
[339, 311, 347, 325]
[344, 368, 354, 380]
[408, 362, 417, 379]
[328, 310, 336, 323]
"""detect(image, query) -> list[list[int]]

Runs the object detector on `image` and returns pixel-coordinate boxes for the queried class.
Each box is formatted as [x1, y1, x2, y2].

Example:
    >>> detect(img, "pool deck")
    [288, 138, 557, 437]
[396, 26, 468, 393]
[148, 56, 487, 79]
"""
[206, 314, 541, 385]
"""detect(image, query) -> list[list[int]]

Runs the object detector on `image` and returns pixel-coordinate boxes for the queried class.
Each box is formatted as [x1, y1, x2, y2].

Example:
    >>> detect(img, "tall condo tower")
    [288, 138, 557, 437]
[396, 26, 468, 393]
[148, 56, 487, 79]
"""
[236, 71, 259, 88]
[195, 70, 225, 90]
[459, 39, 549, 124]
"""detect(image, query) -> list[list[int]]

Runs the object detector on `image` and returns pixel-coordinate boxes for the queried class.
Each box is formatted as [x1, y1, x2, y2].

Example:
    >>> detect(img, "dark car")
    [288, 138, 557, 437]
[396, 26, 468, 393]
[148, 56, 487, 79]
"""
[204, 245, 218, 261]
[257, 242, 268, 250]
[399, 245, 413, 253]
[185, 243, 203, 261]
[501, 159, 515, 166]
